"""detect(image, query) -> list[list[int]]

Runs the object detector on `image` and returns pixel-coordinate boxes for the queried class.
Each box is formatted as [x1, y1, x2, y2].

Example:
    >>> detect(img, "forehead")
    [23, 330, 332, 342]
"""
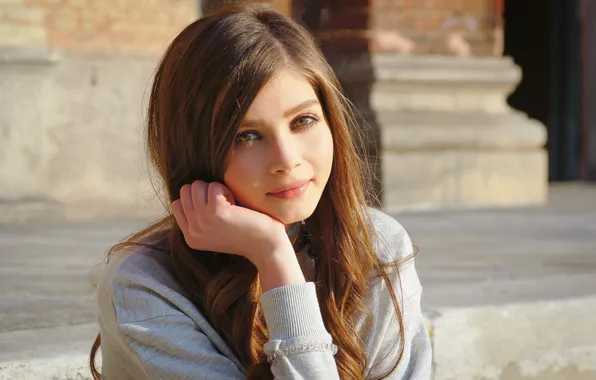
[244, 68, 319, 120]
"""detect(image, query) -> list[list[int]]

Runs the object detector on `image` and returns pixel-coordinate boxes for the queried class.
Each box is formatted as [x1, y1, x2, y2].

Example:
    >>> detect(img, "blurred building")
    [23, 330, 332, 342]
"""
[0, 0, 594, 222]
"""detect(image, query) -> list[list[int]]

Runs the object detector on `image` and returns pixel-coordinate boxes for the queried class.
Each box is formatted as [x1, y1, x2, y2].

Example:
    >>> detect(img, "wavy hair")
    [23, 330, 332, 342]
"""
[90, 5, 406, 379]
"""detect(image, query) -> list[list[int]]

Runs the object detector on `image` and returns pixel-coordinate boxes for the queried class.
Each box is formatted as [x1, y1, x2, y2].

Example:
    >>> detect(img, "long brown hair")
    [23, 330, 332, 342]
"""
[90, 5, 406, 379]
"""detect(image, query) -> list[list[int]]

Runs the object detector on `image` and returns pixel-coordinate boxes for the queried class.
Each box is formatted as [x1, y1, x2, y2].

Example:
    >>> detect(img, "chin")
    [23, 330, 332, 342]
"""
[267, 199, 319, 225]
[272, 208, 315, 225]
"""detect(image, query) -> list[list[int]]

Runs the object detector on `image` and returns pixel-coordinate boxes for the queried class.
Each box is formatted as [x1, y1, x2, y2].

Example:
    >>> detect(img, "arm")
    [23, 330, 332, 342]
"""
[255, 248, 341, 380]
[259, 282, 340, 380]
[252, 215, 431, 380]
[168, 181, 339, 377]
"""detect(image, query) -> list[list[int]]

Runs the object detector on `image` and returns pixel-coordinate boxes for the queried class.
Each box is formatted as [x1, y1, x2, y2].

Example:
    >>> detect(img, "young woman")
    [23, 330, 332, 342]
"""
[90, 5, 431, 380]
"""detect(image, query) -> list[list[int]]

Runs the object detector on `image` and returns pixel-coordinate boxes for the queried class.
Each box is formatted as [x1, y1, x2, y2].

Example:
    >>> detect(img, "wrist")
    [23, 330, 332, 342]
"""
[254, 243, 305, 292]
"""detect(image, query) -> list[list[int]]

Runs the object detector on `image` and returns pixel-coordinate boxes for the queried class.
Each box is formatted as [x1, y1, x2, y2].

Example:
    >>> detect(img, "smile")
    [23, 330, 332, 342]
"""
[267, 180, 311, 199]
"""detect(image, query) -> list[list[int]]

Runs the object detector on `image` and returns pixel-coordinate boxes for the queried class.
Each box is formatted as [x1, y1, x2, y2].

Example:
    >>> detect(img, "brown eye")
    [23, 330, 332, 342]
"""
[234, 131, 260, 146]
[293, 114, 319, 129]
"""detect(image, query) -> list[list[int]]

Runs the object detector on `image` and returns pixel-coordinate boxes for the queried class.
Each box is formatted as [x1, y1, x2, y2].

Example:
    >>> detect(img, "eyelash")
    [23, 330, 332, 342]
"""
[234, 113, 320, 147]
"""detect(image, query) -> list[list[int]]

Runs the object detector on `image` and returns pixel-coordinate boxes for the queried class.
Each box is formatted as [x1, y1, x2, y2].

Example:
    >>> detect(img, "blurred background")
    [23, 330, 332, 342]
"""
[0, 0, 595, 379]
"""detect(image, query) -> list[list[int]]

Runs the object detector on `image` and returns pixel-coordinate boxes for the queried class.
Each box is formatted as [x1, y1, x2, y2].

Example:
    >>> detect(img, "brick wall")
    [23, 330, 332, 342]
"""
[372, 0, 502, 55]
[316, 0, 503, 57]
[2, 0, 498, 56]
[0, 0, 197, 53]
[0, 0, 295, 54]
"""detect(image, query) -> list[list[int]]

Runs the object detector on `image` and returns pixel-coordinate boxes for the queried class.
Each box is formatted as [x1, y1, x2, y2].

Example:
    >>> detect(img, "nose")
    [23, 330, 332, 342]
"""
[269, 133, 301, 174]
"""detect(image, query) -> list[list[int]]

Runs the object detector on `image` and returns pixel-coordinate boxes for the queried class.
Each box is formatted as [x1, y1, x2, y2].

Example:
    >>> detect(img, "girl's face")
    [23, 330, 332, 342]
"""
[223, 68, 334, 226]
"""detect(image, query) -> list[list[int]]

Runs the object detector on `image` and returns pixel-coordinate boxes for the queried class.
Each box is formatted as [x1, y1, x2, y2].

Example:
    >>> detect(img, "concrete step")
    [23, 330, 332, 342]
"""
[3, 294, 595, 380]
[428, 296, 596, 380]
[0, 324, 97, 380]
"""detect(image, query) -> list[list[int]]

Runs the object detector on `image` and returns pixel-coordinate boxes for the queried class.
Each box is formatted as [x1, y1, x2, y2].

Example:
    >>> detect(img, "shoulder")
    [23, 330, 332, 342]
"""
[100, 235, 176, 294]
[360, 209, 430, 379]
[363, 207, 422, 301]
[96, 234, 192, 324]
[364, 206, 414, 263]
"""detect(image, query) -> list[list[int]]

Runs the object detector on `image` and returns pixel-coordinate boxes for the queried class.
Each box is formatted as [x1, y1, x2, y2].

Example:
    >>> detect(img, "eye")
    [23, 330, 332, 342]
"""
[292, 114, 319, 129]
[234, 130, 260, 146]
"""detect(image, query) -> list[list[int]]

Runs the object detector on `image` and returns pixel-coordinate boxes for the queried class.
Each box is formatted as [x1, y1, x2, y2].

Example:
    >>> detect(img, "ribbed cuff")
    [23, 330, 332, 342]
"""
[259, 282, 327, 341]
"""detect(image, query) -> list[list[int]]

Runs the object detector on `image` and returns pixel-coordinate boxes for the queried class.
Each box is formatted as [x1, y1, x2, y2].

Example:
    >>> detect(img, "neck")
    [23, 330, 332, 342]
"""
[291, 232, 307, 253]
[286, 222, 304, 252]
[286, 221, 301, 235]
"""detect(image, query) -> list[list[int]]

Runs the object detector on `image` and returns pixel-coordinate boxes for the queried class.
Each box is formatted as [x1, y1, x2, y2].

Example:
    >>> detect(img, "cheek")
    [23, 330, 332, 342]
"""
[309, 124, 334, 174]
[223, 155, 263, 203]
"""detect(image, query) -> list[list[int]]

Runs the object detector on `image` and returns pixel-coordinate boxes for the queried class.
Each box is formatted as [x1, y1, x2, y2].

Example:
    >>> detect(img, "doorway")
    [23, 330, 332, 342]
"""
[503, 0, 582, 181]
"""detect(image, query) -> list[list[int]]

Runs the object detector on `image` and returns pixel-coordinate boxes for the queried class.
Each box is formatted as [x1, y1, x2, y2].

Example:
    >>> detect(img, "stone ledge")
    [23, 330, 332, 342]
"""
[371, 55, 520, 84]
[0, 45, 61, 65]
[379, 110, 547, 150]
[333, 55, 523, 113]
[331, 54, 521, 85]
[3, 297, 595, 380]
[429, 296, 596, 380]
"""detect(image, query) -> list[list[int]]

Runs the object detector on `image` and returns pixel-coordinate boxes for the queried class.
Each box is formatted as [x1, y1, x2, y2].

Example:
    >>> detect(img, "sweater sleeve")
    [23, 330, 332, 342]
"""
[363, 213, 433, 379]
[259, 282, 340, 379]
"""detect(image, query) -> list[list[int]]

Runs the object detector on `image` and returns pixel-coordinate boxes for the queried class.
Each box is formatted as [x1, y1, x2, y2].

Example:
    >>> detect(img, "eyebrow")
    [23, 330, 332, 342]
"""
[239, 99, 320, 129]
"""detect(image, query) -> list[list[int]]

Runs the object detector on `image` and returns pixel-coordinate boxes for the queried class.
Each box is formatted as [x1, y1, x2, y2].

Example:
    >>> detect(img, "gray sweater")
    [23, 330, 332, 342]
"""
[95, 208, 432, 379]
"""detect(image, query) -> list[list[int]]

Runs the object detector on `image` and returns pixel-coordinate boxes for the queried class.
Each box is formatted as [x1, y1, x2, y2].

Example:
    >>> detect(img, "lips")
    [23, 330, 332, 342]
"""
[267, 179, 311, 194]
[267, 179, 311, 199]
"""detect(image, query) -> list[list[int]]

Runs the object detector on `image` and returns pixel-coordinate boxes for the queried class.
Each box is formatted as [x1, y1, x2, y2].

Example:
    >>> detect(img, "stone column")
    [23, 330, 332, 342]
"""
[364, 55, 547, 211]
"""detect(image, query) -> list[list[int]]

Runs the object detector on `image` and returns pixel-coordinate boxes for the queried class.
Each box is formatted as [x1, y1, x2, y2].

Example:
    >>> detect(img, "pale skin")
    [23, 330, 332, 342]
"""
[172, 68, 334, 292]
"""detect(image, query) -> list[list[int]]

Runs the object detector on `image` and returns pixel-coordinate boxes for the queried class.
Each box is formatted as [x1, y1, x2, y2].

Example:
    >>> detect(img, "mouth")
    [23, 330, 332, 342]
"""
[267, 179, 311, 199]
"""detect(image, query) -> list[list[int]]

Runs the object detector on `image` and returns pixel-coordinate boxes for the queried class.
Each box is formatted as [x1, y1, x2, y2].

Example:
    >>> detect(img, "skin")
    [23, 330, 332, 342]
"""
[172, 68, 334, 291]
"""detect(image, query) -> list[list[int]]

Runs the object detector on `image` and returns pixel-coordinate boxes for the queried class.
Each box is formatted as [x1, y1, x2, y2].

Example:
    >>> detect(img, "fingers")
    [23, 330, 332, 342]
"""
[179, 184, 198, 232]
[172, 199, 189, 232]
[179, 184, 194, 214]
[207, 182, 224, 204]
[177, 181, 231, 231]
[191, 180, 208, 211]
[207, 182, 232, 215]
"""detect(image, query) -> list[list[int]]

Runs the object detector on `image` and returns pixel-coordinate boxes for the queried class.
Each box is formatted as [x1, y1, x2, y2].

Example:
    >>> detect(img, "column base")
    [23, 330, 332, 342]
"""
[333, 54, 549, 211]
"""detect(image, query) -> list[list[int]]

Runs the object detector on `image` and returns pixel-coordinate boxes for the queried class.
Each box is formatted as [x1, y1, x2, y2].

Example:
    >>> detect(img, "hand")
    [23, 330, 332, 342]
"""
[171, 180, 292, 266]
